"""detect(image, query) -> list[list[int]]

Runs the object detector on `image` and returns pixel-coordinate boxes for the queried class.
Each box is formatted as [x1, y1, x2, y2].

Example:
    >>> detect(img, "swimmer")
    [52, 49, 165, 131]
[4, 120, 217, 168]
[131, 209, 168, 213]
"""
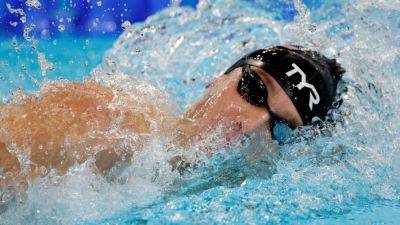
[0, 45, 345, 198]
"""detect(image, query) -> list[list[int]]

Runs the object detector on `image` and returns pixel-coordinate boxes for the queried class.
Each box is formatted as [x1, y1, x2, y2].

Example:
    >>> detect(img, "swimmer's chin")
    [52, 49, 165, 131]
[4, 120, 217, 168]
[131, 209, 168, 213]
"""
[173, 119, 233, 150]
[174, 121, 266, 152]
[221, 122, 273, 148]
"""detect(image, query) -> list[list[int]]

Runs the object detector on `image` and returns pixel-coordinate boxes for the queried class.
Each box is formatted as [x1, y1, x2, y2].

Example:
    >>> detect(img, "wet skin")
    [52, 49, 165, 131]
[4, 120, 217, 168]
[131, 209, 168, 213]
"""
[0, 67, 302, 193]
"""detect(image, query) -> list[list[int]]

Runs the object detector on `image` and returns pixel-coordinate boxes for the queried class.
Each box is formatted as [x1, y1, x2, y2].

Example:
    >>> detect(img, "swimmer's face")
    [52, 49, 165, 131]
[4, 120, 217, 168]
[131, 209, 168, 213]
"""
[187, 66, 302, 141]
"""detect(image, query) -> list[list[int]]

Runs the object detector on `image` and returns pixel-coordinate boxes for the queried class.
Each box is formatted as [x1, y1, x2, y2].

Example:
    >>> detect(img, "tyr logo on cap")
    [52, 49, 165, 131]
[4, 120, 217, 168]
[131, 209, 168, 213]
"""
[286, 63, 320, 111]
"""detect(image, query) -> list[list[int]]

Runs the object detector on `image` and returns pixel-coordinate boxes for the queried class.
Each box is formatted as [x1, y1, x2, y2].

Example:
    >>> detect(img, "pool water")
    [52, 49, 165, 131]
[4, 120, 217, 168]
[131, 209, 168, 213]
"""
[1, 0, 400, 224]
[0, 36, 115, 102]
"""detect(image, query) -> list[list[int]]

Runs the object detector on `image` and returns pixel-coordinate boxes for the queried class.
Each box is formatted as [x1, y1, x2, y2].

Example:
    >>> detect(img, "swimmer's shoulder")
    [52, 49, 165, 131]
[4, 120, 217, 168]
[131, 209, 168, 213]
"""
[39, 81, 115, 105]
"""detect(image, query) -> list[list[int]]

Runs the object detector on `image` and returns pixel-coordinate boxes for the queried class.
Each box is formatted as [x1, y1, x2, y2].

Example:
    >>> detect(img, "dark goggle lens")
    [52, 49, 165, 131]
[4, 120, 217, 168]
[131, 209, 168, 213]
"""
[237, 67, 268, 106]
[236, 66, 295, 142]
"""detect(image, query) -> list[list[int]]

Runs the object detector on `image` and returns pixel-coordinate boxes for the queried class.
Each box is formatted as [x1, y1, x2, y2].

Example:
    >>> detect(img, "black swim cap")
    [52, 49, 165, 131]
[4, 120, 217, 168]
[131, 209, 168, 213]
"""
[224, 46, 345, 125]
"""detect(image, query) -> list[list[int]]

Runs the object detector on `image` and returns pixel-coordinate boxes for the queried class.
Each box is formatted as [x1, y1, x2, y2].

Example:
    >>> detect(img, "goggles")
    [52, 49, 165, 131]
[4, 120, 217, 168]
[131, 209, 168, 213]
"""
[237, 65, 295, 142]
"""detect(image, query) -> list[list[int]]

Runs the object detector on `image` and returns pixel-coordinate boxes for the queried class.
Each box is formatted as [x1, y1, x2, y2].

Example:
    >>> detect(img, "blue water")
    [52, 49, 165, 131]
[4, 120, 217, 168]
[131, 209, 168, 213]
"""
[0, 36, 115, 101]
[0, 0, 198, 36]
[1, 0, 400, 224]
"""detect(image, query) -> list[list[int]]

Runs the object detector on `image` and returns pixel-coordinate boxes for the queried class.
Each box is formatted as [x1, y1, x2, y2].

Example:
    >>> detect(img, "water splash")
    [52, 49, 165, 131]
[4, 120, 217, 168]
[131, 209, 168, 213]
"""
[25, 0, 42, 9]
[6, 3, 27, 24]
[121, 21, 132, 30]
[22, 24, 36, 42]
[1, 0, 400, 224]
[37, 52, 54, 77]
[95, 0, 400, 223]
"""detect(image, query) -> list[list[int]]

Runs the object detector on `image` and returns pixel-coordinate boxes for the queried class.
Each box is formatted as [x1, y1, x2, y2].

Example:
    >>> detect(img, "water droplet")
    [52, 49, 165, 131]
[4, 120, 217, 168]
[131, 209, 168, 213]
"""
[40, 166, 47, 175]
[41, 29, 50, 39]
[38, 52, 54, 77]
[121, 21, 132, 30]
[171, 0, 181, 6]
[308, 24, 317, 32]
[12, 37, 18, 46]
[23, 24, 35, 41]
[96, 1, 102, 7]
[58, 25, 65, 32]
[20, 16, 26, 24]
[26, 0, 42, 9]
[32, 39, 38, 50]
[6, 3, 26, 24]
[9, 21, 18, 27]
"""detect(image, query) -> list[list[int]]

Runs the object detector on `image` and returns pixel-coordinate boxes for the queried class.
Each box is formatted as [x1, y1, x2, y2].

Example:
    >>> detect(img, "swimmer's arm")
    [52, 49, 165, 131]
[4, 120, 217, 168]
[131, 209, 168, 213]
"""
[1, 82, 148, 178]
[94, 146, 133, 175]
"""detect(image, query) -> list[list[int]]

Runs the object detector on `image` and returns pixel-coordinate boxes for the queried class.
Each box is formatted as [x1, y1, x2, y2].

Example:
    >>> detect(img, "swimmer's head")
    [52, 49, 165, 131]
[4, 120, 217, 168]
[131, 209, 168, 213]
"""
[224, 45, 345, 126]
[185, 45, 345, 142]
